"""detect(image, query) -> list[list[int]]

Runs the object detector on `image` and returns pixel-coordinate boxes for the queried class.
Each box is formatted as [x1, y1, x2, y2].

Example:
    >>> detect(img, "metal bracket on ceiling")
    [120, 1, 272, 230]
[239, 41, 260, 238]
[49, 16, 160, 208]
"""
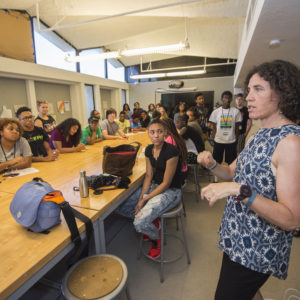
[35, 0, 204, 33]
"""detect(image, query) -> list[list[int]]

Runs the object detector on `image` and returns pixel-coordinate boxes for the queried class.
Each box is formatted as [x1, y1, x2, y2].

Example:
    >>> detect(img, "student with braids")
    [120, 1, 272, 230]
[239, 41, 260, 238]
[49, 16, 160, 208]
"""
[161, 118, 188, 172]
[117, 119, 185, 259]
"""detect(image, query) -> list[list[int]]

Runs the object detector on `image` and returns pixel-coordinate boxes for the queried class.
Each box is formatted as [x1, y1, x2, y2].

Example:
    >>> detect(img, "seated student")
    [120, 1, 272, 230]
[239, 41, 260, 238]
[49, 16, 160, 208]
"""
[81, 117, 103, 145]
[117, 119, 185, 258]
[151, 110, 161, 120]
[0, 118, 32, 172]
[148, 104, 155, 120]
[175, 114, 205, 164]
[116, 111, 130, 133]
[161, 118, 188, 172]
[140, 110, 151, 129]
[34, 100, 56, 137]
[133, 102, 143, 116]
[123, 103, 132, 120]
[158, 106, 168, 119]
[17, 107, 59, 162]
[50, 118, 86, 153]
[130, 112, 142, 132]
[90, 109, 101, 120]
[100, 108, 128, 140]
[186, 107, 204, 138]
[173, 102, 187, 125]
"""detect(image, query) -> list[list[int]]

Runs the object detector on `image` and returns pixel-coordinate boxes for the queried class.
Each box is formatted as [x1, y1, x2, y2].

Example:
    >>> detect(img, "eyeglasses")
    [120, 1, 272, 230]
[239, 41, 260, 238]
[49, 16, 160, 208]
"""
[21, 116, 34, 121]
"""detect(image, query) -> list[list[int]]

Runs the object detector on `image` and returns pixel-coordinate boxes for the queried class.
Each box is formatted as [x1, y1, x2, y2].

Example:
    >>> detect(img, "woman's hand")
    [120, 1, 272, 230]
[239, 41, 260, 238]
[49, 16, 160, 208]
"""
[135, 199, 145, 214]
[197, 151, 215, 169]
[76, 143, 86, 151]
[201, 182, 240, 206]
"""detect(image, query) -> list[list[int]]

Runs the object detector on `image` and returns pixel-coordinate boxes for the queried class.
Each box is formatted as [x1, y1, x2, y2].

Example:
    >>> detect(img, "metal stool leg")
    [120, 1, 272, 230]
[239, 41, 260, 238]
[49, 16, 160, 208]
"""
[193, 165, 200, 202]
[160, 217, 165, 283]
[138, 233, 143, 260]
[125, 284, 132, 300]
[180, 212, 191, 264]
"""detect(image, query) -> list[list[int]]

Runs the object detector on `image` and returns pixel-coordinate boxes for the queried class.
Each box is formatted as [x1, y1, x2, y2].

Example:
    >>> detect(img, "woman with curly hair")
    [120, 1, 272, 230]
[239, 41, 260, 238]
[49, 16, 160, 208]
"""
[198, 60, 300, 300]
[0, 118, 32, 172]
[49, 118, 85, 153]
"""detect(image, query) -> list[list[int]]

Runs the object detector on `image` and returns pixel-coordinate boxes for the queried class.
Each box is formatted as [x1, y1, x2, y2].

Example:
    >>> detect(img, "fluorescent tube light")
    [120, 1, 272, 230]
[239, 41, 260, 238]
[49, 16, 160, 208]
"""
[130, 73, 166, 79]
[65, 41, 188, 62]
[130, 69, 206, 80]
[65, 51, 120, 62]
[167, 70, 206, 76]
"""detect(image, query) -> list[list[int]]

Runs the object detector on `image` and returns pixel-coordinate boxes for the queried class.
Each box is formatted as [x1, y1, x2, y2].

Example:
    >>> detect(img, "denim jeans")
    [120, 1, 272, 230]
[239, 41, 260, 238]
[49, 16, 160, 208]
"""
[117, 183, 181, 240]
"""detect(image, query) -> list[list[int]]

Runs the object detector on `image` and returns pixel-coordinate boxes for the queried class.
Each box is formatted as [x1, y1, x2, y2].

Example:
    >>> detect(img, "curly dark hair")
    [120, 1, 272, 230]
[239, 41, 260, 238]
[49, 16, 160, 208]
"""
[245, 60, 300, 122]
[55, 118, 81, 146]
[0, 118, 24, 138]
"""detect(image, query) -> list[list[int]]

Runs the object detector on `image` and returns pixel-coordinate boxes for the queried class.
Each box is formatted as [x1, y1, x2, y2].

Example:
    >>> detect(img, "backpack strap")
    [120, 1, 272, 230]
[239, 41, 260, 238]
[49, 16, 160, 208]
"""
[43, 191, 95, 264]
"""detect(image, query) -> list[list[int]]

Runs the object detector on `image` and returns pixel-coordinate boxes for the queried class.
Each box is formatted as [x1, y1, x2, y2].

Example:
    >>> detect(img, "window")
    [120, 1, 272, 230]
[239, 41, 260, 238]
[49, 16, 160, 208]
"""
[79, 48, 106, 78]
[33, 18, 76, 72]
[121, 89, 127, 107]
[107, 59, 125, 82]
[85, 85, 95, 120]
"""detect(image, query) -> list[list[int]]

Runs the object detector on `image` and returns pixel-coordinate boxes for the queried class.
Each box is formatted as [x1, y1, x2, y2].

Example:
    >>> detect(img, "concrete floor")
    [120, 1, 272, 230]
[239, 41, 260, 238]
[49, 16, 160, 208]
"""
[20, 171, 300, 300]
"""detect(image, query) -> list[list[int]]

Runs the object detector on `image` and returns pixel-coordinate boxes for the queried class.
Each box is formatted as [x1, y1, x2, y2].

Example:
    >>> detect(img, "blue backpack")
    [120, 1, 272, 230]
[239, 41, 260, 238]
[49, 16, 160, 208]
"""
[10, 178, 94, 260]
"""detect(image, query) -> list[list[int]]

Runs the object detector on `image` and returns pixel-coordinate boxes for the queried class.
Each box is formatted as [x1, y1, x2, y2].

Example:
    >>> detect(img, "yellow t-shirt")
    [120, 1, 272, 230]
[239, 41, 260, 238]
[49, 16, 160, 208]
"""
[116, 119, 130, 133]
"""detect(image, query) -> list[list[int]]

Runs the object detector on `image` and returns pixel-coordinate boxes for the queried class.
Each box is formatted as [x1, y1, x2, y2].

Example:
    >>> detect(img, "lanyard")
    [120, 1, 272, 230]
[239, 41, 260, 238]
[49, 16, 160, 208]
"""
[0, 141, 16, 162]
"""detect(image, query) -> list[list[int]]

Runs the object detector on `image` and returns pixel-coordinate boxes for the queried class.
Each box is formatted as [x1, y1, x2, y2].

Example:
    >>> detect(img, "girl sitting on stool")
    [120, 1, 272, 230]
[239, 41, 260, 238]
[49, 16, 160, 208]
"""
[118, 119, 186, 259]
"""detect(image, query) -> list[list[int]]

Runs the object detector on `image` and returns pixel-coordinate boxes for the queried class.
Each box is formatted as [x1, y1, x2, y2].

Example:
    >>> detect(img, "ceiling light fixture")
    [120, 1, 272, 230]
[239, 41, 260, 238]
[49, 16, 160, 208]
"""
[167, 69, 206, 76]
[130, 73, 166, 79]
[65, 51, 120, 62]
[130, 69, 206, 80]
[65, 41, 189, 62]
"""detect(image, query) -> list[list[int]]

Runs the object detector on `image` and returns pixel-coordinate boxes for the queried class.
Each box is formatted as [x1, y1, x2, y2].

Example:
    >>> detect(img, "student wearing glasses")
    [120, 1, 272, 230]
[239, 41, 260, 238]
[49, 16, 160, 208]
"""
[16, 107, 59, 162]
[0, 118, 32, 173]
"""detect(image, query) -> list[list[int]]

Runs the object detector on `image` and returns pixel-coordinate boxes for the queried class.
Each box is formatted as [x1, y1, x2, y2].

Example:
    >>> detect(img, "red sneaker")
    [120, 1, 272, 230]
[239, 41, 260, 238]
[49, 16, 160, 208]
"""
[147, 238, 161, 259]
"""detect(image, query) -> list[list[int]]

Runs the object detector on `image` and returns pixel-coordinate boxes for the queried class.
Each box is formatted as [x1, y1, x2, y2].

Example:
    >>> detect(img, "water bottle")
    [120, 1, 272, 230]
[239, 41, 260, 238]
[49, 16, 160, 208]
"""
[79, 170, 89, 198]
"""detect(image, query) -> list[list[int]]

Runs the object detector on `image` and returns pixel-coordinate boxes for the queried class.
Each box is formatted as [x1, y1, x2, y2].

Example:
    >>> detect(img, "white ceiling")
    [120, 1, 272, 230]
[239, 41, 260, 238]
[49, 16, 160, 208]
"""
[2, 0, 299, 84]
[1, 0, 249, 66]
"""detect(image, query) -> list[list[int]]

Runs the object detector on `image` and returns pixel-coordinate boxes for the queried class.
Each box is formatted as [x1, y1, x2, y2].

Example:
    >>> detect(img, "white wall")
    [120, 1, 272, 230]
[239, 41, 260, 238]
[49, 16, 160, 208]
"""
[0, 57, 129, 125]
[128, 76, 234, 110]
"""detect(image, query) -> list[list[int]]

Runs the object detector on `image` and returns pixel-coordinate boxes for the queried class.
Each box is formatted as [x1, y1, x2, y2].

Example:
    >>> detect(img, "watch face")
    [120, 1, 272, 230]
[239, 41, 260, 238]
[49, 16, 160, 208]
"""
[240, 185, 252, 198]
[236, 185, 252, 201]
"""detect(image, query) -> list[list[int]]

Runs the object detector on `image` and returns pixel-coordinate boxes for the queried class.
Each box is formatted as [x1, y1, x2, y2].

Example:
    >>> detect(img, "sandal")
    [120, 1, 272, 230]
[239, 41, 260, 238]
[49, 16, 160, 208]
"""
[294, 228, 300, 237]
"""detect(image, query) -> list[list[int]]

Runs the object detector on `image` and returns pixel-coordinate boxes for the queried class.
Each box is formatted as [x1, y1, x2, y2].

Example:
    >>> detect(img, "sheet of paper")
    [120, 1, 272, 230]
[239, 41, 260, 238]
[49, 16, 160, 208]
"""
[4, 168, 39, 178]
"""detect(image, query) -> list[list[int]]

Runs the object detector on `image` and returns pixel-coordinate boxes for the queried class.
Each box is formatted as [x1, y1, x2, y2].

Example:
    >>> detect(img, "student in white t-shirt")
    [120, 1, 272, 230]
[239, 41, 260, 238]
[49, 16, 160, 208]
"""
[209, 91, 241, 169]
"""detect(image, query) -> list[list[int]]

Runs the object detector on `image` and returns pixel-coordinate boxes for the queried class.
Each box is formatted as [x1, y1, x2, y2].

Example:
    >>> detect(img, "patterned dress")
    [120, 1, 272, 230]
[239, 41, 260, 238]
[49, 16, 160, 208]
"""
[218, 124, 300, 279]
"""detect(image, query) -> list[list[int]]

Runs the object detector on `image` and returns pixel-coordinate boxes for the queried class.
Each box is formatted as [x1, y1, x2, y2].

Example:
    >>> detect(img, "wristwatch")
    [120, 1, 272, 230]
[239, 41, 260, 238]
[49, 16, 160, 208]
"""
[236, 184, 252, 202]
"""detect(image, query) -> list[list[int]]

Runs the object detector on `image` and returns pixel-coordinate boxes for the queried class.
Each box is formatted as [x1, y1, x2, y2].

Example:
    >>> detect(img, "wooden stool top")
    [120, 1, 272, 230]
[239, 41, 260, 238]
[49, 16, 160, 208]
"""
[67, 256, 123, 299]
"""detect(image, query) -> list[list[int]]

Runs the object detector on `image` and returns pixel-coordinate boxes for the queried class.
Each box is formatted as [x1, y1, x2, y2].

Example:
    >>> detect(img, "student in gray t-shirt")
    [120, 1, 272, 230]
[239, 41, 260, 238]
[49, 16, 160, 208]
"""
[100, 108, 128, 140]
[0, 118, 32, 173]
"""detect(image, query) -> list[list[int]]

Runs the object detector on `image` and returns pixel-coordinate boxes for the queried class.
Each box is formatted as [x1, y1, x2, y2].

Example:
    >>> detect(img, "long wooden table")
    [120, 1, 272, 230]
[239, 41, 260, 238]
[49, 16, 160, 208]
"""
[0, 132, 149, 300]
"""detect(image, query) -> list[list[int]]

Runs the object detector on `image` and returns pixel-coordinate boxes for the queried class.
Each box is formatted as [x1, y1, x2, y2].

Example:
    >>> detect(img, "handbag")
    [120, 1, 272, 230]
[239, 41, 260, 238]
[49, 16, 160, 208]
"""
[102, 142, 141, 176]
